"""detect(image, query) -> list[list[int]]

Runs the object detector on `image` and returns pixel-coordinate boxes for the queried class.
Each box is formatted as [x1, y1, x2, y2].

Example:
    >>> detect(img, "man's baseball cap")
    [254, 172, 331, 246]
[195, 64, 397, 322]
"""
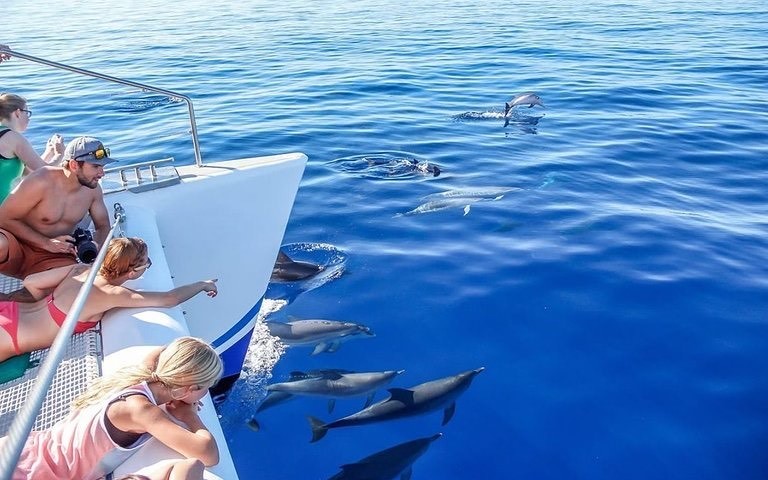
[62, 136, 116, 166]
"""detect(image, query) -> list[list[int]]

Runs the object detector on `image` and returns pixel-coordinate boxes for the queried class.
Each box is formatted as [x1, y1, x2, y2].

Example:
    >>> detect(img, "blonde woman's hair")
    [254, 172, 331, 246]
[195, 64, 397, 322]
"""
[0, 93, 26, 121]
[72, 337, 223, 410]
[98, 237, 148, 281]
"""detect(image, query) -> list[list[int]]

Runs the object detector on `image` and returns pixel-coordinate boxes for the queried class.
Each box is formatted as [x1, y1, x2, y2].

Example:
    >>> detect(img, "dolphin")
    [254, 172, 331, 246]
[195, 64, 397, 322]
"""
[308, 367, 484, 442]
[267, 319, 375, 355]
[271, 250, 324, 282]
[328, 433, 442, 480]
[267, 369, 404, 412]
[256, 390, 297, 414]
[504, 92, 544, 116]
[399, 187, 518, 216]
[404, 158, 440, 177]
[365, 157, 441, 178]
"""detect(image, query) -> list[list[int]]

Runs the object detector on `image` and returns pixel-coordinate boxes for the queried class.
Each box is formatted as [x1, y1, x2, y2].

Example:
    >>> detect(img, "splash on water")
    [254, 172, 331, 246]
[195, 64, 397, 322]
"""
[217, 299, 287, 428]
[110, 89, 184, 112]
[266, 243, 347, 304]
[328, 152, 441, 180]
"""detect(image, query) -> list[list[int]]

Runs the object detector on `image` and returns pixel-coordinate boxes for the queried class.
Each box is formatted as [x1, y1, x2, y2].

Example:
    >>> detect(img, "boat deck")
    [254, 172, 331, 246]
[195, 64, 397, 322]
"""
[0, 275, 102, 436]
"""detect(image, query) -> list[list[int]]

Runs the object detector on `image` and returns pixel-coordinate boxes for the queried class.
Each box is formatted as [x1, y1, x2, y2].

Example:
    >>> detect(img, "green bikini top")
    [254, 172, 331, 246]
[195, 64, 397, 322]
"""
[0, 128, 24, 202]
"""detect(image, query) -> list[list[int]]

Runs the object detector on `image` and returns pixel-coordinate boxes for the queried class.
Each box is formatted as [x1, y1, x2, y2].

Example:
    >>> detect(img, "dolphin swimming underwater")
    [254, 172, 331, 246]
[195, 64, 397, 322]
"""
[271, 250, 324, 282]
[266, 368, 404, 413]
[267, 319, 375, 355]
[308, 367, 484, 442]
[328, 433, 442, 480]
[400, 187, 518, 216]
[504, 92, 545, 116]
[255, 390, 297, 414]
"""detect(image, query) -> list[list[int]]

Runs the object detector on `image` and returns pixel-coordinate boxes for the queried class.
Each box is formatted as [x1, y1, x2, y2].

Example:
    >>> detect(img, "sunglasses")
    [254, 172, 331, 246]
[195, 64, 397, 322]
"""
[20, 109, 32, 118]
[133, 257, 152, 271]
[74, 147, 110, 161]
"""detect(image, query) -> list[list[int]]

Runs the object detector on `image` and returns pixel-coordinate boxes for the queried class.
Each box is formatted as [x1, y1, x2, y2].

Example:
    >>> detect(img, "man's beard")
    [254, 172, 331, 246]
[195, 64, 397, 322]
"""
[76, 172, 99, 189]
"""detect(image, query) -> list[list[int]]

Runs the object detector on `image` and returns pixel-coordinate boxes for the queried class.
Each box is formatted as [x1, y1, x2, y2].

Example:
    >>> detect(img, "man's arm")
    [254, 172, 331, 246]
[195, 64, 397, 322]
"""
[0, 174, 75, 254]
[89, 186, 111, 248]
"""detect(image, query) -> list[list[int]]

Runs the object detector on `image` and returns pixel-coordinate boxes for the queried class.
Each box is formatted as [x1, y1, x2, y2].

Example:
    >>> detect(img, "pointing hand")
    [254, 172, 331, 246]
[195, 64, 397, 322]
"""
[201, 279, 218, 297]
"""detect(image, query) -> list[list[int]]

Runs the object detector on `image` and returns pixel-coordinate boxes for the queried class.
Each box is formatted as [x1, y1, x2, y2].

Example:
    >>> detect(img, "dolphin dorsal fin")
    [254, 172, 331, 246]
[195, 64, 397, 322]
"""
[276, 250, 293, 263]
[387, 388, 416, 404]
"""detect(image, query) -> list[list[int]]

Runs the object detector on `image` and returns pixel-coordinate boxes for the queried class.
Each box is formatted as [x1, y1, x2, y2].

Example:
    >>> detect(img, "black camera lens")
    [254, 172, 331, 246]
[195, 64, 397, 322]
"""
[72, 228, 99, 264]
[77, 242, 98, 263]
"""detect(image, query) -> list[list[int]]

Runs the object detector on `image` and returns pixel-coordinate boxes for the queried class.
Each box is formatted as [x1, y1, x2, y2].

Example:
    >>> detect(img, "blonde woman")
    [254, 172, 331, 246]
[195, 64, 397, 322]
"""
[0, 237, 217, 362]
[0, 92, 64, 201]
[6, 336, 222, 480]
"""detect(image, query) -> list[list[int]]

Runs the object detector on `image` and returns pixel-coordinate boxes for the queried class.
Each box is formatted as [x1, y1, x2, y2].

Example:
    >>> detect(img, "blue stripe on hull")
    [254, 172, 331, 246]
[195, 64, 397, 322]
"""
[214, 297, 264, 378]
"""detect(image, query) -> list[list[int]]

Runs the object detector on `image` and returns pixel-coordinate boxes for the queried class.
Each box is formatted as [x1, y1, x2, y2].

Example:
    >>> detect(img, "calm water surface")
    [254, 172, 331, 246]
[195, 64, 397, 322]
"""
[4, 1, 768, 478]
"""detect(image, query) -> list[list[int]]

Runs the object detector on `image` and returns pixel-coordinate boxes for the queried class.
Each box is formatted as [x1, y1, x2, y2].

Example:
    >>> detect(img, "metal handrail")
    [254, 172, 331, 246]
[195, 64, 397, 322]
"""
[0, 47, 203, 167]
[0, 209, 125, 480]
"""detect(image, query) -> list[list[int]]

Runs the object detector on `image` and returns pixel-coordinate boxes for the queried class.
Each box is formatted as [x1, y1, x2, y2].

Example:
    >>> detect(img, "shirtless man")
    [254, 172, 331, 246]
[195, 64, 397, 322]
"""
[0, 136, 113, 279]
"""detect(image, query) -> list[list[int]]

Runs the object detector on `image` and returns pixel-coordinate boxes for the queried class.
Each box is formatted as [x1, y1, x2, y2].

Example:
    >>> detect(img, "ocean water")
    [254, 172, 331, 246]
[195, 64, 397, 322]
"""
[4, 0, 768, 478]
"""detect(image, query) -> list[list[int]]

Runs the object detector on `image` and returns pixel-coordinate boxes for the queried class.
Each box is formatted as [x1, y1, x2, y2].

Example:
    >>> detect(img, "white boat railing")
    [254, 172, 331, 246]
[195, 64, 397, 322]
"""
[103, 158, 180, 194]
[0, 47, 204, 167]
[0, 207, 126, 480]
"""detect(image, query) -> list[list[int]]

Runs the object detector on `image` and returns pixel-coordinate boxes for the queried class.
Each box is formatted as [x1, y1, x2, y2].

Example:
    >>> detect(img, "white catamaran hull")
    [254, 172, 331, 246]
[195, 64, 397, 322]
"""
[101, 153, 306, 478]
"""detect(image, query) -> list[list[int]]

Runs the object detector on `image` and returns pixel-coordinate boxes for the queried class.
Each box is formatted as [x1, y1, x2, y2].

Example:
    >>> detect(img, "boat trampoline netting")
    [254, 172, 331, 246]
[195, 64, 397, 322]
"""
[0, 274, 103, 435]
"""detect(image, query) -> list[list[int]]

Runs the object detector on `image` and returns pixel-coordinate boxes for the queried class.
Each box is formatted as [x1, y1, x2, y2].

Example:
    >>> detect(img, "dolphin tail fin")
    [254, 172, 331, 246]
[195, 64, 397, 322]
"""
[308, 416, 329, 443]
[442, 401, 457, 425]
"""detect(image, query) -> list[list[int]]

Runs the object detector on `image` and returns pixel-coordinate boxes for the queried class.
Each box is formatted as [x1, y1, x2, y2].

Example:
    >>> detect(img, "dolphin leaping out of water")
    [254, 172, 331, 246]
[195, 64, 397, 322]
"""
[504, 92, 544, 116]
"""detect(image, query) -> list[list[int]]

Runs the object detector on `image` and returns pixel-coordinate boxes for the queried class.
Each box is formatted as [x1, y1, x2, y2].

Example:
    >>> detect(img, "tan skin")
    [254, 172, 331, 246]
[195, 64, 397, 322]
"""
[107, 381, 219, 467]
[0, 254, 217, 362]
[0, 159, 111, 260]
[119, 458, 205, 480]
[0, 103, 63, 170]
[106, 347, 219, 468]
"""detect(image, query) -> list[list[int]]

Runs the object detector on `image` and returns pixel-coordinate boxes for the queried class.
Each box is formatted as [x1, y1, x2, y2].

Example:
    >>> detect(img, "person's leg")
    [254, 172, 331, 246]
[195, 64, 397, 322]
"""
[126, 458, 205, 480]
[0, 231, 8, 264]
[0, 229, 24, 277]
[168, 459, 205, 480]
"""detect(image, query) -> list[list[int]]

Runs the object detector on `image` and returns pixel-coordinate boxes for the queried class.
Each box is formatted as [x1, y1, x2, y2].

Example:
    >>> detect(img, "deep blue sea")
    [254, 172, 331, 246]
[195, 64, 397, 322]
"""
[4, 1, 768, 478]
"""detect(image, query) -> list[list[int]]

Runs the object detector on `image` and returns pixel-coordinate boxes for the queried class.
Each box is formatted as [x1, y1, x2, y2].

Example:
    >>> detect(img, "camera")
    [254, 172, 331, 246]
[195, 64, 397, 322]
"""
[72, 228, 98, 264]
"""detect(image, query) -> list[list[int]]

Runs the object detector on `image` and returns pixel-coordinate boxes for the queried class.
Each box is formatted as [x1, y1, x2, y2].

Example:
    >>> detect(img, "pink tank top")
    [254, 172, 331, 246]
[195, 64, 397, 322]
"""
[12, 382, 156, 480]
